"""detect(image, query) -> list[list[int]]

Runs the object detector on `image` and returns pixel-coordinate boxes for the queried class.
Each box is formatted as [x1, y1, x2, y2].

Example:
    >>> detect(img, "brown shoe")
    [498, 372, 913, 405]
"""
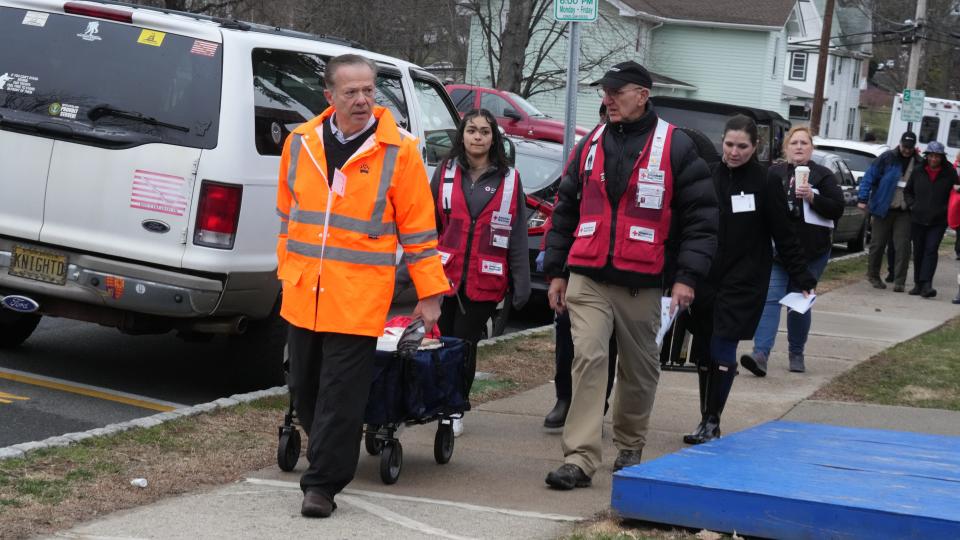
[301, 490, 335, 518]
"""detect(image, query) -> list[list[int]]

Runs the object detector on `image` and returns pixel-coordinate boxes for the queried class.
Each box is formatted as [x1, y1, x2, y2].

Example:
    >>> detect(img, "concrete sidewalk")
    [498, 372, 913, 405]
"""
[51, 253, 960, 540]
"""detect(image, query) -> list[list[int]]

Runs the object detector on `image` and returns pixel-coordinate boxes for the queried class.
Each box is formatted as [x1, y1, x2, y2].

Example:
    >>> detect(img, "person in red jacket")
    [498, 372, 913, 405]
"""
[431, 108, 531, 437]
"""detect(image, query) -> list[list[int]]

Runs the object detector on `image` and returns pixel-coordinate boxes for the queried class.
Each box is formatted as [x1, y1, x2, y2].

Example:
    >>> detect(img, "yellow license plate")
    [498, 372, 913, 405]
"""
[8, 245, 68, 285]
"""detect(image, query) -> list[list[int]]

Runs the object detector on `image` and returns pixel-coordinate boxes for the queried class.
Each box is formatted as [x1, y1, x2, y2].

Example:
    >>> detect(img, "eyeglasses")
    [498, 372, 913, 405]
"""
[337, 87, 376, 100]
[596, 86, 643, 99]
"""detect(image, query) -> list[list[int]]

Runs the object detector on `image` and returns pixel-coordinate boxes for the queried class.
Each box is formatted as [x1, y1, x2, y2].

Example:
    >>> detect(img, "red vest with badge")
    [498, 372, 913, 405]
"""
[567, 119, 675, 274]
[437, 160, 519, 302]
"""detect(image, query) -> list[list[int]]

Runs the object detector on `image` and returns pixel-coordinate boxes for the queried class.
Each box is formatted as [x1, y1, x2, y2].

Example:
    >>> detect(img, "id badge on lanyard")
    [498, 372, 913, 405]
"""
[635, 121, 668, 210]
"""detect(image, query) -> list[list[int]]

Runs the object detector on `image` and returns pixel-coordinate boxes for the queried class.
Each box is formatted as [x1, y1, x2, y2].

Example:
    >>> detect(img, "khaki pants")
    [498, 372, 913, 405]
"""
[562, 273, 661, 476]
[868, 209, 911, 286]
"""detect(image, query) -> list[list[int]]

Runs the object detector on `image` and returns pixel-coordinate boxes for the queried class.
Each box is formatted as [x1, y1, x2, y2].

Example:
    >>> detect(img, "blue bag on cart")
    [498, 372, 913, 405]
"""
[364, 337, 472, 424]
[404, 337, 471, 418]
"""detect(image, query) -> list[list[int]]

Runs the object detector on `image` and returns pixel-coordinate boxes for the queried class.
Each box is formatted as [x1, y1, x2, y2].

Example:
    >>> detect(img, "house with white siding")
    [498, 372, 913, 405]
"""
[782, 0, 871, 139]
[463, 0, 869, 138]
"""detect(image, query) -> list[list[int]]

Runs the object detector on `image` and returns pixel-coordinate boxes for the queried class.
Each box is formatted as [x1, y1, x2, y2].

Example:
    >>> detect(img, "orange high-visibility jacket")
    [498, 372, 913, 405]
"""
[276, 106, 448, 337]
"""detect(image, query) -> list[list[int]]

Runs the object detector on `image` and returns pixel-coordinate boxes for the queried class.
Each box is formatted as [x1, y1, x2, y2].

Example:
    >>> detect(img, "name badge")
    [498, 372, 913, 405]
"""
[638, 168, 665, 185]
[637, 184, 664, 209]
[439, 251, 451, 265]
[332, 168, 347, 197]
[731, 192, 756, 213]
[628, 226, 656, 243]
[897, 180, 907, 188]
[577, 221, 597, 237]
[480, 260, 504, 276]
[491, 211, 512, 227]
[492, 234, 509, 249]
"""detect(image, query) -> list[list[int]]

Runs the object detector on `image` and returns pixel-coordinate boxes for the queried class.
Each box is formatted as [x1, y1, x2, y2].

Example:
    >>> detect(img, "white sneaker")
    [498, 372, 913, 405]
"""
[452, 418, 463, 438]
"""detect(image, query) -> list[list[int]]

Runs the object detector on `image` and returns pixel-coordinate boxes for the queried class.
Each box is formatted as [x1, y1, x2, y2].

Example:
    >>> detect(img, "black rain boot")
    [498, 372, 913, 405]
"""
[684, 363, 737, 445]
[682, 364, 711, 444]
[544, 399, 570, 429]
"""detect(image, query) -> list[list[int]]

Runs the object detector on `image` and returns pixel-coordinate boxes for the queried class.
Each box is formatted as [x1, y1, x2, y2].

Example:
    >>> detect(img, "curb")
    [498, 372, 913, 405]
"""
[0, 324, 555, 462]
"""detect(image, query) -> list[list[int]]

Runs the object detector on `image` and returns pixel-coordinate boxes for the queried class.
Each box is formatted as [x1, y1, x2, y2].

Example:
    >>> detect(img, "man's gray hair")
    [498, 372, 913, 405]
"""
[324, 54, 378, 89]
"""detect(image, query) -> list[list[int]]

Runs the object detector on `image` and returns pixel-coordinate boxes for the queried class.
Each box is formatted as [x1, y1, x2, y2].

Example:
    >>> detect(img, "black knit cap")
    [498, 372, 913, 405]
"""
[590, 61, 653, 90]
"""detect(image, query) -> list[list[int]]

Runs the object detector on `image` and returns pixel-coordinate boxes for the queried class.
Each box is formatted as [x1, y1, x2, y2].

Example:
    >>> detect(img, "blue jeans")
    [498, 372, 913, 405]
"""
[753, 251, 830, 356]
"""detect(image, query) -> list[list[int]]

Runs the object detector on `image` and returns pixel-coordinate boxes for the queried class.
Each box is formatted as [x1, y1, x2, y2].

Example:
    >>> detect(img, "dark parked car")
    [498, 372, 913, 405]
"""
[650, 96, 791, 167]
[446, 84, 588, 144]
[811, 149, 868, 252]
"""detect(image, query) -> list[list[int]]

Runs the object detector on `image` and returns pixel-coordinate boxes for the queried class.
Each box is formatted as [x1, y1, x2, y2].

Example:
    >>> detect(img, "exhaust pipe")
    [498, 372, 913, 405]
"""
[186, 315, 248, 335]
[0, 294, 40, 313]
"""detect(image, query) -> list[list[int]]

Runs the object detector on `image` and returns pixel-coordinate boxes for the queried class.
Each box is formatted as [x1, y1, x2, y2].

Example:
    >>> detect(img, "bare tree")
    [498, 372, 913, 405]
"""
[460, 0, 633, 98]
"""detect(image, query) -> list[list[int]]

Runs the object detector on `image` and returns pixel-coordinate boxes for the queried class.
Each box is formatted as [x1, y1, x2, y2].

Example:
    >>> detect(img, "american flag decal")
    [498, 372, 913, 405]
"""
[190, 40, 218, 57]
[130, 169, 188, 216]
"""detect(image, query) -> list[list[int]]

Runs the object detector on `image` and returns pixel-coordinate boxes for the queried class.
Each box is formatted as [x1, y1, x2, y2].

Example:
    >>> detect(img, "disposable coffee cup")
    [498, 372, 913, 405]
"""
[795, 166, 810, 187]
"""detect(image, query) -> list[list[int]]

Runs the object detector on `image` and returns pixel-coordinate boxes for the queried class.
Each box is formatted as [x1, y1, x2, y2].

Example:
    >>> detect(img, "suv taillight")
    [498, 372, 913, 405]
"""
[194, 181, 242, 249]
[64, 2, 133, 23]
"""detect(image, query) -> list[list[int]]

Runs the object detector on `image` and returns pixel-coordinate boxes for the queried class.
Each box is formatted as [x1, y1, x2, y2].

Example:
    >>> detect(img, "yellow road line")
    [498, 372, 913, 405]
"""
[0, 391, 30, 404]
[0, 371, 177, 412]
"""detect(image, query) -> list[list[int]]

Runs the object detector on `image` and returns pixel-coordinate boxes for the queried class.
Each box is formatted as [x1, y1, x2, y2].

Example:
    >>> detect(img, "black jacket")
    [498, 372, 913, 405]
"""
[769, 161, 844, 260]
[693, 160, 816, 340]
[543, 104, 718, 289]
[905, 163, 959, 226]
[430, 159, 531, 309]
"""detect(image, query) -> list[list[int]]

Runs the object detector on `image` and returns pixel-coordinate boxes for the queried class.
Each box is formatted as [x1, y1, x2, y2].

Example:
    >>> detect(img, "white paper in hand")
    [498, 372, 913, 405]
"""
[779, 292, 816, 314]
[655, 296, 677, 347]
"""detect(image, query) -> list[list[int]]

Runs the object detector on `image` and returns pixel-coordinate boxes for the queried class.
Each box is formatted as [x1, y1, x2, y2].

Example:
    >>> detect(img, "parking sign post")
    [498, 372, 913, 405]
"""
[555, 0, 598, 164]
[901, 88, 925, 131]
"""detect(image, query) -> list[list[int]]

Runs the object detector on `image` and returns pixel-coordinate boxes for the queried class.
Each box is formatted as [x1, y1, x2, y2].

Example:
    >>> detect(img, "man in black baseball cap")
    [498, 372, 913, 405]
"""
[900, 131, 917, 150]
[542, 60, 717, 490]
[587, 61, 653, 124]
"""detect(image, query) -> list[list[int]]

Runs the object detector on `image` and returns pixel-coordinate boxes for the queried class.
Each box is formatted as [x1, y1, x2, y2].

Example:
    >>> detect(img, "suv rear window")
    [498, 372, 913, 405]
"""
[0, 7, 222, 149]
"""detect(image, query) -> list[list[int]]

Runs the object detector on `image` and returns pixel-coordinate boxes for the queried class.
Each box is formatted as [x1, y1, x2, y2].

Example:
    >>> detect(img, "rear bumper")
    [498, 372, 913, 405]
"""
[0, 239, 222, 318]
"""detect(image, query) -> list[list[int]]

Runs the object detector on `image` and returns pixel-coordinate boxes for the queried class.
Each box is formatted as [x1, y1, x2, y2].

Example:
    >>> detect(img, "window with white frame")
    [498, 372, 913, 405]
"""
[790, 52, 808, 80]
[846, 107, 856, 139]
[829, 56, 835, 84]
[853, 59, 861, 87]
[772, 37, 780, 77]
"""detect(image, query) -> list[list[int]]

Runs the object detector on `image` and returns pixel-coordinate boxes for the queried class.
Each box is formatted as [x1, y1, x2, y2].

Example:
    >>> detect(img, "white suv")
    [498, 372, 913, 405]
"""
[0, 0, 462, 378]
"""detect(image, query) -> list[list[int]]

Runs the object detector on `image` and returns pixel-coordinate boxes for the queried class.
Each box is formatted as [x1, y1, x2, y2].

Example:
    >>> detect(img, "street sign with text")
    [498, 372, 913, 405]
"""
[554, 0, 598, 22]
[901, 88, 925, 123]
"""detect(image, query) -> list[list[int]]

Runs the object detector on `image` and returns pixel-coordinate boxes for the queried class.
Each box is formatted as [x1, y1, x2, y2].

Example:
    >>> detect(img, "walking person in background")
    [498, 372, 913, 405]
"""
[276, 54, 448, 518]
[685, 115, 815, 444]
[542, 61, 717, 489]
[858, 132, 922, 291]
[432, 108, 530, 437]
[742, 126, 843, 376]
[904, 141, 959, 298]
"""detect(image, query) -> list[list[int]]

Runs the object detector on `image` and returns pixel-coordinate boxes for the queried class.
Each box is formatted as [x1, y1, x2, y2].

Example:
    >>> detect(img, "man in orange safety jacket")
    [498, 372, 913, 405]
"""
[275, 54, 448, 518]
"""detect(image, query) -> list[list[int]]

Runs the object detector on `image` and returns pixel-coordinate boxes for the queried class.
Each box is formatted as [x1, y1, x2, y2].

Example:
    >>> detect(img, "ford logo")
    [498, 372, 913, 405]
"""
[1, 295, 40, 313]
[142, 220, 171, 234]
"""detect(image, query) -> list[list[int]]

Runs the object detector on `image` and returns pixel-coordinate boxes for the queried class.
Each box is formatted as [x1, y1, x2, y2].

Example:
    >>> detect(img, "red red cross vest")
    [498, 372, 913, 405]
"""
[567, 119, 675, 274]
[437, 160, 520, 302]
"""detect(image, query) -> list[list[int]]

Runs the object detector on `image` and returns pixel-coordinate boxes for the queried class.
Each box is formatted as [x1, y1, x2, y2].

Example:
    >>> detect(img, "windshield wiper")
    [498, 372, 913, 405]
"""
[88, 104, 190, 133]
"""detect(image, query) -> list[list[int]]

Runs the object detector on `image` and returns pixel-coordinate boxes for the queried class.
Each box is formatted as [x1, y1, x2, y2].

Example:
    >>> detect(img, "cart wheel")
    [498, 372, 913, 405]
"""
[434, 422, 454, 464]
[379, 441, 403, 484]
[277, 426, 301, 472]
[364, 424, 383, 456]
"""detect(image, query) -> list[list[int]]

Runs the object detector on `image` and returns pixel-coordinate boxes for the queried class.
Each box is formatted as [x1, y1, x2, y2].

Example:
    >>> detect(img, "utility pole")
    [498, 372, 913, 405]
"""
[905, 0, 927, 131]
[810, 0, 836, 136]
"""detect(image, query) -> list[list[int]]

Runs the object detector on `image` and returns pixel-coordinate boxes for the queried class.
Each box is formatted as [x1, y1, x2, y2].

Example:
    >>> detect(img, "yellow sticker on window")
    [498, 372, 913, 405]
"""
[137, 29, 166, 46]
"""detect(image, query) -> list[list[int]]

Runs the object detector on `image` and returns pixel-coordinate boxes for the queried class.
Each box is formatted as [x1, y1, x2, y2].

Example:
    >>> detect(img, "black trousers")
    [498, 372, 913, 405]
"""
[553, 310, 617, 403]
[438, 292, 497, 389]
[911, 223, 947, 285]
[287, 325, 377, 498]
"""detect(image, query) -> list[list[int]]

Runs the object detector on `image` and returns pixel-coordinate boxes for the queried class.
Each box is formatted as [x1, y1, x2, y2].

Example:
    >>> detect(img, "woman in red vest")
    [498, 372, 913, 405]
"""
[431, 108, 531, 436]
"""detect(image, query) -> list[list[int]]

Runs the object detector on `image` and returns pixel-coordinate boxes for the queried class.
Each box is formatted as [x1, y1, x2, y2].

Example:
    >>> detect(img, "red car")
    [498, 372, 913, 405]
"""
[446, 84, 587, 144]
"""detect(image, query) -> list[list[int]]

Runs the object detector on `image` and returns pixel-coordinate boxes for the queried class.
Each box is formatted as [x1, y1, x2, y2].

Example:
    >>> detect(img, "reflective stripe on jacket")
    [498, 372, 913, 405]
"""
[276, 106, 448, 336]
[436, 160, 520, 302]
[567, 119, 675, 274]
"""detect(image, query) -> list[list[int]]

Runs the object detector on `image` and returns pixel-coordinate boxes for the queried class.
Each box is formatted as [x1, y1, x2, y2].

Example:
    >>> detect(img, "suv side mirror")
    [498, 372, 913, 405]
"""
[503, 136, 516, 165]
[503, 108, 521, 121]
